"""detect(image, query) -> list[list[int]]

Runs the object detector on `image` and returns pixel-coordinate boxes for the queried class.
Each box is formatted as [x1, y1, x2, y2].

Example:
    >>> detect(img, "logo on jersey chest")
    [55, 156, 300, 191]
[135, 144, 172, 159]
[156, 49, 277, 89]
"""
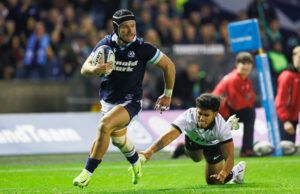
[193, 128, 216, 143]
[114, 60, 138, 72]
[128, 51, 135, 58]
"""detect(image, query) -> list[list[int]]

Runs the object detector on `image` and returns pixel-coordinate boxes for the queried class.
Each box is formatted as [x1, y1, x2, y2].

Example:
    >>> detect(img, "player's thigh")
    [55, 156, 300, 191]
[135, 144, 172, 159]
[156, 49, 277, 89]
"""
[203, 145, 225, 180]
[100, 105, 131, 131]
[186, 149, 204, 162]
[184, 136, 204, 162]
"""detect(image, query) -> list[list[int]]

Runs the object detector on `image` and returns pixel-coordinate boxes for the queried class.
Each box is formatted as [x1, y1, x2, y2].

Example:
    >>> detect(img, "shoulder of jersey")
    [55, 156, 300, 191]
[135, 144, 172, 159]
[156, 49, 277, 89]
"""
[103, 34, 113, 44]
[186, 108, 196, 120]
[216, 113, 226, 124]
[136, 37, 144, 45]
[189, 107, 196, 112]
[226, 71, 237, 81]
[283, 70, 293, 75]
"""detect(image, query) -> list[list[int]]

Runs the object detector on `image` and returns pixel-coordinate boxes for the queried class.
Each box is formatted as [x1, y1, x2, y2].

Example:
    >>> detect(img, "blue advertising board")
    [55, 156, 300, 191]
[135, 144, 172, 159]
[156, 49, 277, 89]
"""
[228, 19, 262, 53]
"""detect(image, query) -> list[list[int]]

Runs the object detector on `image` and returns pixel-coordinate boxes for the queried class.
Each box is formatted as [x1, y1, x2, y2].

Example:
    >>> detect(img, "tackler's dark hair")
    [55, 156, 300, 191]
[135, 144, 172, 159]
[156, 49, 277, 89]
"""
[196, 93, 221, 112]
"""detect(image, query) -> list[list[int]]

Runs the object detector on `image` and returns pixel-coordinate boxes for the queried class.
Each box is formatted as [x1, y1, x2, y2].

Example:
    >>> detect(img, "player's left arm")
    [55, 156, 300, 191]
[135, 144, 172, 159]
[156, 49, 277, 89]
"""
[218, 140, 234, 182]
[155, 54, 176, 112]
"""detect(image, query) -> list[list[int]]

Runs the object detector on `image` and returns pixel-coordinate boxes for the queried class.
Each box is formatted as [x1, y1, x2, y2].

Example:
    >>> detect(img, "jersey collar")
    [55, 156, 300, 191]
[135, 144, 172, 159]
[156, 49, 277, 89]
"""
[205, 120, 216, 130]
[112, 33, 136, 47]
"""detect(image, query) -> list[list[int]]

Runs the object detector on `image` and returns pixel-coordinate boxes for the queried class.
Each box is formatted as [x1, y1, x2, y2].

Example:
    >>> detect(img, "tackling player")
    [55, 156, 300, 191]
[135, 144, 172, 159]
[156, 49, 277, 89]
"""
[73, 9, 175, 188]
[140, 93, 246, 185]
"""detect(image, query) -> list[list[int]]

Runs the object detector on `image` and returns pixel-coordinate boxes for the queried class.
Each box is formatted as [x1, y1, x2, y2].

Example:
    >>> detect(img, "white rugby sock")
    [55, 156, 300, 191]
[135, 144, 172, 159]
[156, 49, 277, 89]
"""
[111, 135, 139, 164]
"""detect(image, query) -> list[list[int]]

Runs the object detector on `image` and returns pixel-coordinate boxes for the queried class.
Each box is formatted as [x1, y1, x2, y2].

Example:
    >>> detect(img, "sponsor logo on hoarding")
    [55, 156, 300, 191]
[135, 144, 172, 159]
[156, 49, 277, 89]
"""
[0, 125, 81, 144]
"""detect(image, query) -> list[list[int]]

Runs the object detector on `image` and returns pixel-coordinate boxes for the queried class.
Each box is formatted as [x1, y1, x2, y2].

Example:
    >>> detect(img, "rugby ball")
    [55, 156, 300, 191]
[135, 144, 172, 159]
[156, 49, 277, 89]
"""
[92, 45, 115, 76]
[253, 141, 274, 156]
[280, 140, 297, 155]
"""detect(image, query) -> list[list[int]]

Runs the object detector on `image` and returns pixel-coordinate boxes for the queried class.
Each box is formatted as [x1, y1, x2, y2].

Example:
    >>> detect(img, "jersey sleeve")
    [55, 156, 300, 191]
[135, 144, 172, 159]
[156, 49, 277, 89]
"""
[213, 76, 230, 118]
[171, 109, 191, 132]
[90, 36, 110, 57]
[216, 114, 233, 143]
[275, 71, 292, 121]
[141, 42, 163, 65]
[212, 76, 228, 96]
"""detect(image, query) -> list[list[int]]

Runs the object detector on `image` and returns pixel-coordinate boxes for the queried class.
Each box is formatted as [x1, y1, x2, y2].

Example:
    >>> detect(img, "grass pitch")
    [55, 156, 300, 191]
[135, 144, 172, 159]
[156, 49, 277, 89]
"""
[0, 152, 300, 194]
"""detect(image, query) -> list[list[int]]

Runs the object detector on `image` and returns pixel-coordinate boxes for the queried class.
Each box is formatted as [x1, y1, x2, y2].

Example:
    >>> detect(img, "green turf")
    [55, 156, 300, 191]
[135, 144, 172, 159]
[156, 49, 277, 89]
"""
[0, 153, 300, 194]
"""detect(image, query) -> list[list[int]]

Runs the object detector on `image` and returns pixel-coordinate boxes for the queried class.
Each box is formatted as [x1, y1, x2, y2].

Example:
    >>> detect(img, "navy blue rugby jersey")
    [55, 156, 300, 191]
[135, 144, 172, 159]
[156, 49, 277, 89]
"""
[91, 34, 163, 103]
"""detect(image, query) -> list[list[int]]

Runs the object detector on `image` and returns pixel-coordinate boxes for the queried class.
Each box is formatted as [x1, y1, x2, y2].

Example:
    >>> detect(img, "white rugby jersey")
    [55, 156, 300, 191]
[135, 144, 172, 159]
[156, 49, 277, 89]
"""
[172, 108, 232, 146]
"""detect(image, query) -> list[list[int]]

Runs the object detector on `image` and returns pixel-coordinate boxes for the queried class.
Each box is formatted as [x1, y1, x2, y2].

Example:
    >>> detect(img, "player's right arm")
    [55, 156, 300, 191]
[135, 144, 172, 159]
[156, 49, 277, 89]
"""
[81, 36, 113, 76]
[141, 126, 181, 160]
[141, 109, 190, 160]
[81, 54, 113, 76]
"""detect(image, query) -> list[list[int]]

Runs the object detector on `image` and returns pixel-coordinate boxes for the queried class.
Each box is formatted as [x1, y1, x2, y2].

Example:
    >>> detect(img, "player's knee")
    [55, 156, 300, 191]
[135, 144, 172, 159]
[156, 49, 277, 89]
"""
[98, 117, 113, 134]
[206, 179, 214, 185]
[206, 179, 216, 185]
[206, 177, 223, 185]
[97, 123, 108, 135]
[191, 157, 201, 162]
[190, 155, 203, 163]
[111, 137, 124, 148]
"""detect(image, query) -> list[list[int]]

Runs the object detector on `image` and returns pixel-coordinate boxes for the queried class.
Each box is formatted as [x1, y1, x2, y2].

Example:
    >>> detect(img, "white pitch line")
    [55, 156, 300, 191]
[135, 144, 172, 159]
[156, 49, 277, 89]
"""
[0, 163, 190, 173]
[0, 159, 299, 173]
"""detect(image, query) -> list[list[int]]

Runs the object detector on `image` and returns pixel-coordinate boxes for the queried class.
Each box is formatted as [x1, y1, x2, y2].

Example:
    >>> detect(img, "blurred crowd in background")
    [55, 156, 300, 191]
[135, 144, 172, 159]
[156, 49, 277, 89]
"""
[1, 0, 300, 110]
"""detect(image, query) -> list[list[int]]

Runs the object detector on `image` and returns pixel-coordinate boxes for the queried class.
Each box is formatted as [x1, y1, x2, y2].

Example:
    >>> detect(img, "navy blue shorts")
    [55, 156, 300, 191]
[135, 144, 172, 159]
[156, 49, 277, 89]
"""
[100, 100, 142, 121]
[122, 100, 142, 120]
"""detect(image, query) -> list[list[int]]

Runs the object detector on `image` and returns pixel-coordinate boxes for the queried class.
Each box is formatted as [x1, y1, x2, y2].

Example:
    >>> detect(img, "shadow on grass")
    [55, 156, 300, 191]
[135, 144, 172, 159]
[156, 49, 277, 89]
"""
[84, 182, 271, 194]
